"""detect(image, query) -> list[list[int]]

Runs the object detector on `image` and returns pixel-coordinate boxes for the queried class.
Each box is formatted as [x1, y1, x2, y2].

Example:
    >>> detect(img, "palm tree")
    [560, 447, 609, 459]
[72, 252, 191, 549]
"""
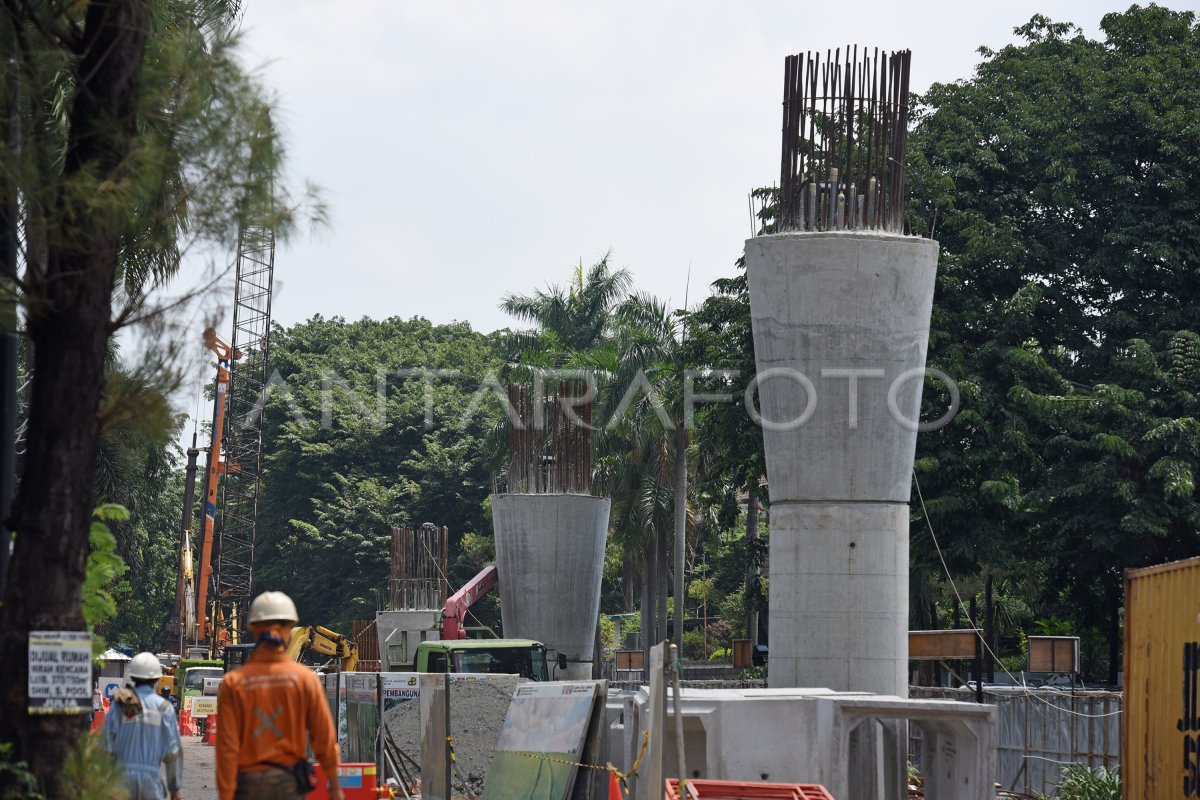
[501, 259, 698, 660]
[600, 293, 692, 656]
[499, 254, 632, 365]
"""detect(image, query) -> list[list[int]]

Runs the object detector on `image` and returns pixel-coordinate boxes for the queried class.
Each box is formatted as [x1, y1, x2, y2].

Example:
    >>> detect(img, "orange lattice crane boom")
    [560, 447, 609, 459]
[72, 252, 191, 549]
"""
[196, 328, 235, 643]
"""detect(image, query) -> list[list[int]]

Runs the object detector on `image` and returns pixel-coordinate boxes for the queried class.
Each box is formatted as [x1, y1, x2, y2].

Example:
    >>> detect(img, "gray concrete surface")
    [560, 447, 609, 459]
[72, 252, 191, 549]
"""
[745, 231, 938, 695]
[745, 232, 939, 503]
[180, 733, 218, 800]
[616, 687, 996, 800]
[492, 493, 610, 679]
[768, 502, 909, 695]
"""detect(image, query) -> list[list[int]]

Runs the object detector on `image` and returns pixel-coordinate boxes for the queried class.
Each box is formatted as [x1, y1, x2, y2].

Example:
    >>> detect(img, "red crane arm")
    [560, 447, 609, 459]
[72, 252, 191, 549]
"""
[442, 564, 498, 640]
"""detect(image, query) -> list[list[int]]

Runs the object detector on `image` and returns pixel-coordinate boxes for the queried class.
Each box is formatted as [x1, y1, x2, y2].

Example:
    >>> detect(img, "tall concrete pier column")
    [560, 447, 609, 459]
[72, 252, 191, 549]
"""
[492, 493, 610, 679]
[746, 232, 938, 695]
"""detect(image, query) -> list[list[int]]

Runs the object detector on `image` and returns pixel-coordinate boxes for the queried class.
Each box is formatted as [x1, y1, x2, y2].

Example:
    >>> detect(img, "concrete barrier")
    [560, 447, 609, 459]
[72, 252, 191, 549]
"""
[609, 687, 995, 800]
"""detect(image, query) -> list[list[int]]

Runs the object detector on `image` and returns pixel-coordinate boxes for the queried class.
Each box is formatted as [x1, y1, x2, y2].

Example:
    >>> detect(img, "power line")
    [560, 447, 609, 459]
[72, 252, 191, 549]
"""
[913, 470, 1122, 720]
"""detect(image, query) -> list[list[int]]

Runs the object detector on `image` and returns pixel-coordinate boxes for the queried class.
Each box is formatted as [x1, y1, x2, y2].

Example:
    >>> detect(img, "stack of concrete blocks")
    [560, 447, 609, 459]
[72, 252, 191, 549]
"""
[744, 231, 939, 696]
[491, 493, 610, 679]
[609, 687, 997, 800]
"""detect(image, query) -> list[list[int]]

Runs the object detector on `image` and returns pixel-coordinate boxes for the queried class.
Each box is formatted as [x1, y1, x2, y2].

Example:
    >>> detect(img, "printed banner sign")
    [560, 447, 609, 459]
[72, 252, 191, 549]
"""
[188, 695, 218, 718]
[28, 631, 93, 715]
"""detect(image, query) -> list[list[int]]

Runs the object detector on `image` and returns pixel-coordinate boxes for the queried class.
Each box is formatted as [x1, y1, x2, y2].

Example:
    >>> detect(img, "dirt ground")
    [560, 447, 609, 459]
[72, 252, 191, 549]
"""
[180, 733, 218, 800]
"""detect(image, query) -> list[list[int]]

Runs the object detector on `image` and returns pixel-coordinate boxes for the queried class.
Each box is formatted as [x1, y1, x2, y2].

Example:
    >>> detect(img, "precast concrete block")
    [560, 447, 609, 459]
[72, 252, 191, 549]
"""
[744, 232, 939, 503]
[822, 695, 998, 800]
[492, 493, 610, 679]
[622, 688, 996, 800]
[768, 502, 909, 696]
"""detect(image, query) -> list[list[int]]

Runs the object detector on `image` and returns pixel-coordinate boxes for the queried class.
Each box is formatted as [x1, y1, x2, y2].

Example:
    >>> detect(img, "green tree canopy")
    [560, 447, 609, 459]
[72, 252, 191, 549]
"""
[909, 5, 1200, 678]
[253, 315, 505, 630]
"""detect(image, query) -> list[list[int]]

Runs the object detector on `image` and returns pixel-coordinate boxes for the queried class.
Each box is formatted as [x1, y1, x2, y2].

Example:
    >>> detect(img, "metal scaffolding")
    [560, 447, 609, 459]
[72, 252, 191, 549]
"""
[213, 223, 275, 639]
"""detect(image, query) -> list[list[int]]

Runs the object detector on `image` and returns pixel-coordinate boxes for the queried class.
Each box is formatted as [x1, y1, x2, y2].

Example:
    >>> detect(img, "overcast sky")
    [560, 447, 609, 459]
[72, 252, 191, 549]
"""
[212, 1, 1160, 332]
[159, 1, 1199, 419]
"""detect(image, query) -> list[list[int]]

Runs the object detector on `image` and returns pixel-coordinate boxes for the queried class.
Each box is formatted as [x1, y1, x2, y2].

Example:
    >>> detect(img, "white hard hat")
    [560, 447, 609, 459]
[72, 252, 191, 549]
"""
[247, 591, 299, 625]
[128, 652, 163, 680]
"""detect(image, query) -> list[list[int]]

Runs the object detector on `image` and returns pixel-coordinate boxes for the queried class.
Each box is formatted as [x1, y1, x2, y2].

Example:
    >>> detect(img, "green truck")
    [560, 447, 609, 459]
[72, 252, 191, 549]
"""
[413, 638, 563, 681]
[172, 658, 223, 708]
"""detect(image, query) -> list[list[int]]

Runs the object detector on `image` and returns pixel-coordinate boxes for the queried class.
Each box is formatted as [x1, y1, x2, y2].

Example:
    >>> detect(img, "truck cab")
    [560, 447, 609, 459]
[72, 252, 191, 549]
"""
[173, 658, 223, 709]
[222, 643, 257, 672]
[413, 639, 558, 680]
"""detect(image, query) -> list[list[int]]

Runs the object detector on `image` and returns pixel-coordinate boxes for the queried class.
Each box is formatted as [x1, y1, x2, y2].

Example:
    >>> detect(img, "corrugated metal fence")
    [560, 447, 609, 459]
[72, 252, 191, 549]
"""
[910, 687, 1121, 797]
[352, 619, 380, 671]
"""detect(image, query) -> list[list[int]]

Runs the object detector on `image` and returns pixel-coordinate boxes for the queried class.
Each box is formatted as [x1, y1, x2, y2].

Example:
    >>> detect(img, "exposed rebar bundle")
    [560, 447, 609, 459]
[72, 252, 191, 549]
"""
[775, 47, 911, 234]
[389, 523, 448, 611]
[500, 382, 593, 495]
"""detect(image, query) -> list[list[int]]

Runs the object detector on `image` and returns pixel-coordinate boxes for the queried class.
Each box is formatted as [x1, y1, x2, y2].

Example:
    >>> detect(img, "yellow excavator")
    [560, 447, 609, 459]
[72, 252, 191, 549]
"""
[222, 625, 359, 672]
[288, 625, 359, 672]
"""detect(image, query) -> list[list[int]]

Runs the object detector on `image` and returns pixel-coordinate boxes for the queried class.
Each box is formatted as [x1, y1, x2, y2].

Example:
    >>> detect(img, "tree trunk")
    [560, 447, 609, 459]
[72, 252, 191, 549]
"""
[640, 532, 655, 679]
[672, 427, 687, 654]
[656, 522, 668, 652]
[1108, 583, 1121, 685]
[919, 597, 939, 686]
[0, 1, 150, 793]
[745, 485, 759, 644]
[985, 574, 995, 683]
[592, 616, 603, 679]
[622, 543, 635, 611]
[0, 40, 17, 602]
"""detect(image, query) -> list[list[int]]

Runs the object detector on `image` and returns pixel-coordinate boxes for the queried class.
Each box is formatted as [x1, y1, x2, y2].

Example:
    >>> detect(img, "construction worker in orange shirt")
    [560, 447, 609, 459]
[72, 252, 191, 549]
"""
[215, 591, 343, 800]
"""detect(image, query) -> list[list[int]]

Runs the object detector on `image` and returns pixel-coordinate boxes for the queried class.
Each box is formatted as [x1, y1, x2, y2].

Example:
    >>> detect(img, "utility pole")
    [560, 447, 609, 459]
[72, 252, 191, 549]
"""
[0, 61, 19, 597]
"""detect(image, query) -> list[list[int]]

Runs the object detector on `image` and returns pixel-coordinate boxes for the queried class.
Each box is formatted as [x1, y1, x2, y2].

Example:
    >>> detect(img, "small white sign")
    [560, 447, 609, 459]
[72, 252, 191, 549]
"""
[28, 631, 93, 715]
[189, 695, 218, 718]
[98, 677, 124, 702]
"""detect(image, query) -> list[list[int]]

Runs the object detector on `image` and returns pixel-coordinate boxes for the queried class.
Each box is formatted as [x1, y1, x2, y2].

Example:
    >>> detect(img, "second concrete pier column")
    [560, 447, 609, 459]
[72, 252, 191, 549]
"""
[492, 493, 610, 680]
[746, 231, 939, 696]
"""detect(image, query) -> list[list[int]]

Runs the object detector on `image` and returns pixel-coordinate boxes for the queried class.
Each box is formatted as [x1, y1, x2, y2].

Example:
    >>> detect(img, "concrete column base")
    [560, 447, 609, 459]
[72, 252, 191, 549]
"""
[492, 493, 610, 680]
[767, 502, 909, 696]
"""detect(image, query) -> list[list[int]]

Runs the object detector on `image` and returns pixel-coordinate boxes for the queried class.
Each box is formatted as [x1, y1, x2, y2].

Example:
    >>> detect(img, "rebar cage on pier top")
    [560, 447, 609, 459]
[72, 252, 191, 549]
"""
[389, 523, 448, 611]
[499, 383, 593, 495]
[774, 47, 912, 235]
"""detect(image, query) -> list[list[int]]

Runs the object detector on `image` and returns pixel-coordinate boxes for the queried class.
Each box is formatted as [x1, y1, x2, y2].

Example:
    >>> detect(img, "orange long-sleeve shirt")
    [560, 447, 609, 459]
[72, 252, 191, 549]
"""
[215, 646, 340, 800]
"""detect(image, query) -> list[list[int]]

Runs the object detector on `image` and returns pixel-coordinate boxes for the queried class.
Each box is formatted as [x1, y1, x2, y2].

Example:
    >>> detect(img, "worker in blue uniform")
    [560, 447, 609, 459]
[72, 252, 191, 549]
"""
[103, 651, 184, 800]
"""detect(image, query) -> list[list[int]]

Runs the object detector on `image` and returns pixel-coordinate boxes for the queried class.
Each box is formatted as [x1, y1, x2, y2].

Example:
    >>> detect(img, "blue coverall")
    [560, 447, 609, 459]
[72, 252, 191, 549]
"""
[102, 683, 184, 800]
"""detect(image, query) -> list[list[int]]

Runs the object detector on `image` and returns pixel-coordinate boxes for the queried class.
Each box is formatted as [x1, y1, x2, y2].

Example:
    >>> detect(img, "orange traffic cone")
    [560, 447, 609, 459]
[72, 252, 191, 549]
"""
[90, 704, 106, 734]
[608, 769, 623, 800]
[203, 713, 218, 745]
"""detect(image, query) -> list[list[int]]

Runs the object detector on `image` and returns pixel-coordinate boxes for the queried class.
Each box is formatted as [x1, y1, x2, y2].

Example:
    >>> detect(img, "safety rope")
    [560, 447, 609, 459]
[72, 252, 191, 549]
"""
[447, 736, 481, 800]
[512, 729, 649, 796]
[375, 728, 651, 798]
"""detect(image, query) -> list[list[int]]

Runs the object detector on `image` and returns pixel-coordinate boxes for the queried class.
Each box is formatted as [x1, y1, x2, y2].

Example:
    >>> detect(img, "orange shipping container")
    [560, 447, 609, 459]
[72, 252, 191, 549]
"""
[1124, 556, 1200, 799]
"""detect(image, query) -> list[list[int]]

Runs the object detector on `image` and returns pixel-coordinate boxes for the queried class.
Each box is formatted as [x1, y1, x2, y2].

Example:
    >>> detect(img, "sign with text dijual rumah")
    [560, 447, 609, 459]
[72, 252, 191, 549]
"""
[28, 631, 93, 715]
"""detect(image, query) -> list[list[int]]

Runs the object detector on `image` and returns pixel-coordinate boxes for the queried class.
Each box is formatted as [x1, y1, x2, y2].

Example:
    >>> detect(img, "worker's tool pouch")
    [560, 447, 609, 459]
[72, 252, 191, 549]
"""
[267, 760, 318, 794]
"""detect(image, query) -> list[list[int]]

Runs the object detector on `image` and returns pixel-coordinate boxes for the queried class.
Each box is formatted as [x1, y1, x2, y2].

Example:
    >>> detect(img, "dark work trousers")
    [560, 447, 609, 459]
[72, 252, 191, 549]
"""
[233, 769, 305, 800]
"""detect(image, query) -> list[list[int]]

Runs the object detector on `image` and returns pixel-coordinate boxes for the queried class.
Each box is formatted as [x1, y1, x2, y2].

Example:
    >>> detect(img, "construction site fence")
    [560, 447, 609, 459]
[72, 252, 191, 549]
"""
[908, 686, 1121, 797]
[320, 670, 618, 798]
